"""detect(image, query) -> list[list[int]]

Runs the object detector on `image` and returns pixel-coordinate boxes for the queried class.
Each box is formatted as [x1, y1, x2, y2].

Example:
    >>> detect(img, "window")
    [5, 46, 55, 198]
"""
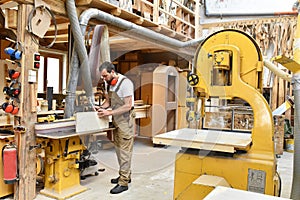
[47, 57, 60, 93]
[37, 53, 67, 94]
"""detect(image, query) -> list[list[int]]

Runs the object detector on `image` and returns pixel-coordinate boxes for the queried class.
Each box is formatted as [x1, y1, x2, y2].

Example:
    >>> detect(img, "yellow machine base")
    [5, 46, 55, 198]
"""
[40, 185, 88, 200]
[176, 175, 230, 199]
[205, 186, 290, 200]
[174, 152, 279, 199]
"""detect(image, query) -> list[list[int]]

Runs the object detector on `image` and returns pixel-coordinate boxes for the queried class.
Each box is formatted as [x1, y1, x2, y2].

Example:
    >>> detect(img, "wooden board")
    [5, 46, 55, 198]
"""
[36, 126, 114, 139]
[153, 128, 252, 153]
[75, 111, 109, 134]
[35, 116, 113, 139]
[0, 134, 13, 139]
[37, 110, 64, 116]
[204, 186, 289, 200]
[134, 105, 150, 119]
[35, 120, 76, 133]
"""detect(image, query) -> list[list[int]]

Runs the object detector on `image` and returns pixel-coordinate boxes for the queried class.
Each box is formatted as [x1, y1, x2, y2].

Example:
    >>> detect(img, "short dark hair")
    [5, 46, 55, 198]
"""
[99, 61, 115, 73]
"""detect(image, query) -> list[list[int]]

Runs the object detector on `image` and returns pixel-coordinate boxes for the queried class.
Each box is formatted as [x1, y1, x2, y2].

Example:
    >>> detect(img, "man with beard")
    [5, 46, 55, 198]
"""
[96, 61, 135, 194]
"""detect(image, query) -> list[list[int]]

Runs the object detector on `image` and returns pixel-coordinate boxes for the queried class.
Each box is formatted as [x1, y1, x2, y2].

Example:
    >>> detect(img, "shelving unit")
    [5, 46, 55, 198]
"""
[133, 0, 198, 39]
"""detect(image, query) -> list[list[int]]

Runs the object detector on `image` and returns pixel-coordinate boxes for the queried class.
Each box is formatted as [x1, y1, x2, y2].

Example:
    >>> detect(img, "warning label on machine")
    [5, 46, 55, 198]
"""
[247, 168, 266, 194]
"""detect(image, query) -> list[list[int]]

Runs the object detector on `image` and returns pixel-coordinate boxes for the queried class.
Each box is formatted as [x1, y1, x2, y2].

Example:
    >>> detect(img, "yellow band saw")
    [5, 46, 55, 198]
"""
[153, 29, 280, 199]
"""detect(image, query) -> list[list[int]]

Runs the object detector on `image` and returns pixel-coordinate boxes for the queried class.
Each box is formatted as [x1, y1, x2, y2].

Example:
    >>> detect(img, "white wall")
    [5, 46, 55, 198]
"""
[205, 0, 296, 15]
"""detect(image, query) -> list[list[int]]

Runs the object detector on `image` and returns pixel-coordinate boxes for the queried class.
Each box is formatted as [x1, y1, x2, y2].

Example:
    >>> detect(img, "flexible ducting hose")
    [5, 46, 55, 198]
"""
[65, 0, 94, 118]
[65, 1, 204, 117]
[64, 48, 80, 118]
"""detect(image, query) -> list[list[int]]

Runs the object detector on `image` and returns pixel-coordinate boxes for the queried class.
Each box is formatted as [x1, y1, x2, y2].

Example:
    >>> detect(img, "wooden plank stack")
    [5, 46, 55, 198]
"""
[274, 115, 285, 155]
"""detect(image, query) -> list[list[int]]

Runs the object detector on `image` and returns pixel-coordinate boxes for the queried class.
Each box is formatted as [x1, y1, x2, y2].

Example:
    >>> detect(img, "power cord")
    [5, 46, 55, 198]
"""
[27, 5, 57, 48]
[276, 171, 282, 197]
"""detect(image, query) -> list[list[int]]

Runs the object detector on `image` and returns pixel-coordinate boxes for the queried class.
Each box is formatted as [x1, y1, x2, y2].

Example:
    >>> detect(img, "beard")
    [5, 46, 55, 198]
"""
[106, 77, 113, 85]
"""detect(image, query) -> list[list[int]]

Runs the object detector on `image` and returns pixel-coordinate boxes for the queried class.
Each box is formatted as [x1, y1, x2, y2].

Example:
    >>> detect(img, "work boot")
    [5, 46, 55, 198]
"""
[110, 184, 128, 194]
[111, 176, 131, 184]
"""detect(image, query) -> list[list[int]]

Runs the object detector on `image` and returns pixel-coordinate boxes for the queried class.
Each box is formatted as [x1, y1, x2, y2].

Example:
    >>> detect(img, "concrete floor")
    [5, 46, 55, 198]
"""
[30, 137, 293, 200]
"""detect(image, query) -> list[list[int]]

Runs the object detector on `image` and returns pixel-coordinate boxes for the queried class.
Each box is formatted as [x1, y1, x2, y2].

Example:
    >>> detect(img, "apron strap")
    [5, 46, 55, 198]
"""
[114, 77, 127, 93]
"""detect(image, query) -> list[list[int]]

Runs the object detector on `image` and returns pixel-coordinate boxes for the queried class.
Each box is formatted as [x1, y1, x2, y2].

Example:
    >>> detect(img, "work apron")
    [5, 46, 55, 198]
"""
[109, 82, 135, 186]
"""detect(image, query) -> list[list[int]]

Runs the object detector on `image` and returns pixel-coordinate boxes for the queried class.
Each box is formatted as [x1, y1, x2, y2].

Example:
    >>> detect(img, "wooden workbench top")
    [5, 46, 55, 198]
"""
[36, 126, 115, 139]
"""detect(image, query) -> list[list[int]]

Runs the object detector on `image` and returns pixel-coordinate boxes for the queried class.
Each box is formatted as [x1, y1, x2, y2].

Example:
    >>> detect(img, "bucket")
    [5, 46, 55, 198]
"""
[285, 139, 294, 152]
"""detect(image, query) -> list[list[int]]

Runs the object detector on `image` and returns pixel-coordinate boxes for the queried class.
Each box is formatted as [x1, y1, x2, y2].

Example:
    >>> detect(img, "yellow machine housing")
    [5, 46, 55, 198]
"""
[39, 135, 87, 199]
[161, 29, 279, 199]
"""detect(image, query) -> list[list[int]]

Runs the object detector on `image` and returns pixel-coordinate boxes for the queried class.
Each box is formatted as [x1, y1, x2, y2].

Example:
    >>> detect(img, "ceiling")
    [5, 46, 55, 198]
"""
[0, 0, 193, 56]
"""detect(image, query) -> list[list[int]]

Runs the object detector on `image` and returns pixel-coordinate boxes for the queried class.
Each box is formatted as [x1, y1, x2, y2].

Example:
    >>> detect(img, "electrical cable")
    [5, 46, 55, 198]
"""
[276, 171, 282, 197]
[27, 5, 57, 49]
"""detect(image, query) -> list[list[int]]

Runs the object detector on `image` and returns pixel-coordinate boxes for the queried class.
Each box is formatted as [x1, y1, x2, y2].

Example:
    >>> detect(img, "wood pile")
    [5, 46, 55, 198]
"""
[208, 16, 296, 116]
[234, 113, 254, 130]
[274, 115, 285, 155]
[204, 111, 284, 155]
[204, 112, 232, 130]
[211, 17, 297, 58]
[204, 110, 253, 132]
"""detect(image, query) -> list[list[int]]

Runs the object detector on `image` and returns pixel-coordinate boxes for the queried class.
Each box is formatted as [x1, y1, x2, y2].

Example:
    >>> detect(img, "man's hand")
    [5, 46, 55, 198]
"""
[93, 105, 100, 111]
[97, 108, 112, 117]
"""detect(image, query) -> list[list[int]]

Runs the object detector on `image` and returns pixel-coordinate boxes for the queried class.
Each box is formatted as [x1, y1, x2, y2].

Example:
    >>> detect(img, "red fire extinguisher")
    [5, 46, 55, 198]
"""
[2, 143, 18, 184]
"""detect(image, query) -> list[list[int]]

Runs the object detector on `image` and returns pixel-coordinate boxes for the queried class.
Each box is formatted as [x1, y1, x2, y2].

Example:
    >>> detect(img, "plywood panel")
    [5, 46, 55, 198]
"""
[153, 128, 252, 153]
[75, 112, 109, 134]
[152, 65, 179, 136]
[139, 72, 153, 137]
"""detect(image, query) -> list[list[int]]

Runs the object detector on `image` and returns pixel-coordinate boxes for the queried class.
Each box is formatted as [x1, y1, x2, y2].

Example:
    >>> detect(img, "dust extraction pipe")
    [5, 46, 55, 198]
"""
[64, 48, 80, 118]
[78, 8, 205, 56]
[291, 1, 300, 199]
[292, 73, 300, 200]
[65, 1, 205, 117]
[65, 0, 95, 118]
[264, 60, 292, 82]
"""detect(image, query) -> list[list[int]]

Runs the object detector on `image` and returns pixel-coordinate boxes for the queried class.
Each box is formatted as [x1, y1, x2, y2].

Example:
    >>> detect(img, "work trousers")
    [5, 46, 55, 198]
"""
[109, 85, 135, 186]
[113, 127, 134, 186]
